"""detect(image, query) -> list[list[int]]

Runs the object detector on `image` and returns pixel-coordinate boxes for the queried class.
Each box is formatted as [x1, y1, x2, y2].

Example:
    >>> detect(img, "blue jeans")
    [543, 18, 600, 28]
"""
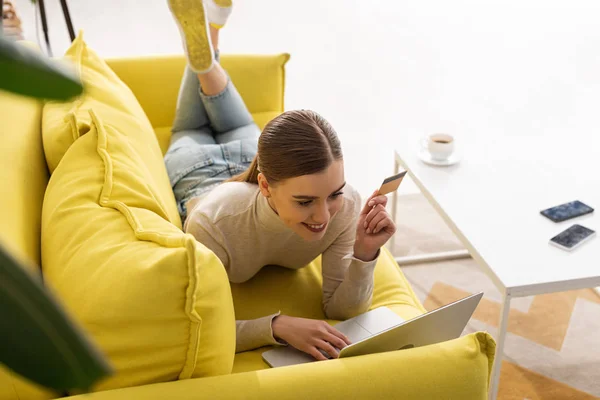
[165, 62, 260, 221]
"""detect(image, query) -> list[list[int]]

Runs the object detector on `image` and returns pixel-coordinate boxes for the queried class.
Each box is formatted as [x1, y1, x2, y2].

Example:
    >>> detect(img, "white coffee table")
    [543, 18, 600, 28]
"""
[393, 146, 600, 399]
[383, 3, 600, 398]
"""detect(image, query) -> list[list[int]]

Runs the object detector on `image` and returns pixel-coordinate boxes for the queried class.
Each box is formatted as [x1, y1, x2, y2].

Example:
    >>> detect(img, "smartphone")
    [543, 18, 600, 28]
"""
[540, 200, 594, 223]
[378, 171, 407, 195]
[549, 224, 596, 251]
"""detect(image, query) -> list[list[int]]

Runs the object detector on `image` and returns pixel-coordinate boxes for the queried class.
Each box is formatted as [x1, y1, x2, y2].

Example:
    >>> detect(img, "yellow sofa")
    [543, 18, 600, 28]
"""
[0, 39, 495, 400]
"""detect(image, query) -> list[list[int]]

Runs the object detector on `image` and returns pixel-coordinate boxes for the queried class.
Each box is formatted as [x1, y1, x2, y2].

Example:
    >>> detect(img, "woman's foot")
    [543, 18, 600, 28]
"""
[168, 0, 215, 73]
[205, 0, 233, 29]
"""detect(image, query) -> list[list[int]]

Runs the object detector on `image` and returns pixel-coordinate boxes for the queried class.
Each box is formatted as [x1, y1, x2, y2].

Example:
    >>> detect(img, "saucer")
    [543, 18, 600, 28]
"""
[418, 149, 461, 167]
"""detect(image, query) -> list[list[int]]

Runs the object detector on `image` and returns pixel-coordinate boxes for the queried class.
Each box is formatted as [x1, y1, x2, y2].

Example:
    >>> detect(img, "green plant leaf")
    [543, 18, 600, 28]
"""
[0, 36, 82, 100]
[0, 242, 112, 391]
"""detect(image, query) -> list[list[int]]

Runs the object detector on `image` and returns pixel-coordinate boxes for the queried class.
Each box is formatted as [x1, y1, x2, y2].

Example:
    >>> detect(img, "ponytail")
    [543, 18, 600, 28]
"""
[227, 154, 260, 184]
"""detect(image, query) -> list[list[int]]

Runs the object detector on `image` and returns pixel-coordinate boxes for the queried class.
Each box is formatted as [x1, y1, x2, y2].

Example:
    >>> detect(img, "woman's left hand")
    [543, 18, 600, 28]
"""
[354, 191, 397, 261]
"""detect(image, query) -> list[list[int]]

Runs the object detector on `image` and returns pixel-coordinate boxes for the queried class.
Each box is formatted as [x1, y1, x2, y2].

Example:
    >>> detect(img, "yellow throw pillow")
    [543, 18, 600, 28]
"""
[0, 54, 58, 400]
[0, 367, 55, 400]
[42, 32, 181, 229]
[41, 110, 235, 392]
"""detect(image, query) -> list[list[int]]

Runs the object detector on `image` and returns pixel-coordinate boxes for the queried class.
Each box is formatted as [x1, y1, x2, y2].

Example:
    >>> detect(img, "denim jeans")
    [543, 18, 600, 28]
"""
[165, 61, 260, 221]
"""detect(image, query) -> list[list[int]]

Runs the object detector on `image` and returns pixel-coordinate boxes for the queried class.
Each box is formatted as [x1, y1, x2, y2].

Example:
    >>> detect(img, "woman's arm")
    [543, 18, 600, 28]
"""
[321, 225, 378, 320]
[321, 190, 396, 320]
[238, 314, 353, 357]
[236, 314, 283, 353]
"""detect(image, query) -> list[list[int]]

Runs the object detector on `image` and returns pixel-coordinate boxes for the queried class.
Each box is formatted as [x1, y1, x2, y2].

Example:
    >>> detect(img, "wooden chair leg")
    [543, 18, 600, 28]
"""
[59, 0, 75, 42]
[37, 0, 53, 55]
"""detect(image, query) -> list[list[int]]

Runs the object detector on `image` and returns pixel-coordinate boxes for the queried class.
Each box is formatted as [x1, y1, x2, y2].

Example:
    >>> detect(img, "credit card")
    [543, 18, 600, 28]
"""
[378, 171, 407, 195]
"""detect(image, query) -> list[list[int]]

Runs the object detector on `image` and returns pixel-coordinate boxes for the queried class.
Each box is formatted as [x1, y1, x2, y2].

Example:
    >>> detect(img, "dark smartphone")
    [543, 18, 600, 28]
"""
[540, 200, 594, 223]
[549, 224, 596, 251]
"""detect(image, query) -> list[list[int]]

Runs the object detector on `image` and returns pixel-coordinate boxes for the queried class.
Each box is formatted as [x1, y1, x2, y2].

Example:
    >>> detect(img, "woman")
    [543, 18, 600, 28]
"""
[166, 0, 396, 361]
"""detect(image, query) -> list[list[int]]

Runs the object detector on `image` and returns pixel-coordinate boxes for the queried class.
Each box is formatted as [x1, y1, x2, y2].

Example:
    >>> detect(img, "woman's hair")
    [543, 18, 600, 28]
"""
[229, 110, 343, 184]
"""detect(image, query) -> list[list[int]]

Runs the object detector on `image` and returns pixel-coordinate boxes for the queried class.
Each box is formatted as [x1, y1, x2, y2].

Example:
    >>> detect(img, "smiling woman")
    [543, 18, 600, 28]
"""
[180, 109, 396, 361]
[164, 0, 397, 362]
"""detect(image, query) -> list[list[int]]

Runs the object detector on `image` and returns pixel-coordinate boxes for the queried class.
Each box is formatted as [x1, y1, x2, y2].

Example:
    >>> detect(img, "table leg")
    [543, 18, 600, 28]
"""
[394, 249, 470, 266]
[489, 292, 511, 400]
[389, 153, 471, 266]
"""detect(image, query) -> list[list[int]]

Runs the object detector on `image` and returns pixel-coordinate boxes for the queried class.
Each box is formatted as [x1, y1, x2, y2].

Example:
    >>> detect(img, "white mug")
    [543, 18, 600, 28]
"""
[421, 133, 455, 160]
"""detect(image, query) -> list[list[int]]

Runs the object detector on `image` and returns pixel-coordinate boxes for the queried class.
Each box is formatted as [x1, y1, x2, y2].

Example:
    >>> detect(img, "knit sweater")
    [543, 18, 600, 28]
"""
[184, 182, 377, 352]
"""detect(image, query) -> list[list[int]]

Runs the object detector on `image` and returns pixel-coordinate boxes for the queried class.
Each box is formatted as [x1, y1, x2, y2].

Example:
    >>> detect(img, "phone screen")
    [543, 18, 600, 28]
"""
[540, 200, 594, 223]
[550, 224, 596, 249]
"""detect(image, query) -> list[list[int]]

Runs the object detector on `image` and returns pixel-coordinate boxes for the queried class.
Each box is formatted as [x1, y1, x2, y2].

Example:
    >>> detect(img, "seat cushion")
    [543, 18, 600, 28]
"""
[230, 248, 426, 373]
[41, 32, 181, 229]
[41, 98, 235, 391]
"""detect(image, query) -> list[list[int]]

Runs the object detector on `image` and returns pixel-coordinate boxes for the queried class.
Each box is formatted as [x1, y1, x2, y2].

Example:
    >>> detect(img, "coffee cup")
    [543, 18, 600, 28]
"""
[421, 133, 455, 160]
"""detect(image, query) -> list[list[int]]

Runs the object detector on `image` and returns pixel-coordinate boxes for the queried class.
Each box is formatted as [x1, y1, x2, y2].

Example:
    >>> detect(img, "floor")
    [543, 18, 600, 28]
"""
[12, 0, 424, 199]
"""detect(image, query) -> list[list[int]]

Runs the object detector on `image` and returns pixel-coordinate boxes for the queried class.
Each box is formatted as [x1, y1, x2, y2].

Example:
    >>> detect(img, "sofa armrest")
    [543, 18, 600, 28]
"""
[66, 332, 495, 400]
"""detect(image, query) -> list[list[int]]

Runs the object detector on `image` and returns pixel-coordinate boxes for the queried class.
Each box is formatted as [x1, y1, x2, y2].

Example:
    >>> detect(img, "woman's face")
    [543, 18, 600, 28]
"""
[258, 160, 346, 241]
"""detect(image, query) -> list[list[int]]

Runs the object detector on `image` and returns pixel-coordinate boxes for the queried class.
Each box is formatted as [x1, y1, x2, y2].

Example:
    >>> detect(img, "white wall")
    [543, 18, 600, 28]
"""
[12, 0, 436, 198]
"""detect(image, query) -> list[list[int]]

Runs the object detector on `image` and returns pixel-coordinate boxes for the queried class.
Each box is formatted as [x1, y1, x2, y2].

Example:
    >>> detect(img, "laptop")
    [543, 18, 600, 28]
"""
[262, 292, 483, 368]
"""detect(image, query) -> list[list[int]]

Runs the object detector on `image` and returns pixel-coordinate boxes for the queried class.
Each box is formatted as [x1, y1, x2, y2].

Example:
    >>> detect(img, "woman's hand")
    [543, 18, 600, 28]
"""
[271, 315, 351, 361]
[354, 190, 397, 261]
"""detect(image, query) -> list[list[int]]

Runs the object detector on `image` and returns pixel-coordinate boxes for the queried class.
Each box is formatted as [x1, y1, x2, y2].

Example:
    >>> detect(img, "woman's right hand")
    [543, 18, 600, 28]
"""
[271, 315, 352, 361]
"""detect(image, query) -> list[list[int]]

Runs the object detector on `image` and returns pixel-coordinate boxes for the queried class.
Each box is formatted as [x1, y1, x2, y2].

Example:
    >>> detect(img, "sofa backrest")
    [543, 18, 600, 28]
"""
[0, 89, 59, 400]
[0, 90, 48, 272]
[105, 54, 290, 154]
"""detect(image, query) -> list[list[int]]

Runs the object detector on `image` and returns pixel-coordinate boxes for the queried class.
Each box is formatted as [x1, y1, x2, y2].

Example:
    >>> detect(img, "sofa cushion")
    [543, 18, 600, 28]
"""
[0, 84, 47, 270]
[230, 248, 426, 372]
[0, 75, 58, 400]
[41, 32, 181, 229]
[42, 108, 235, 391]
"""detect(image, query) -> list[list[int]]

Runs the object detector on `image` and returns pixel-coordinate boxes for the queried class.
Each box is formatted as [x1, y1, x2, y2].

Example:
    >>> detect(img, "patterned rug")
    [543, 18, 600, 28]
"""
[390, 193, 600, 399]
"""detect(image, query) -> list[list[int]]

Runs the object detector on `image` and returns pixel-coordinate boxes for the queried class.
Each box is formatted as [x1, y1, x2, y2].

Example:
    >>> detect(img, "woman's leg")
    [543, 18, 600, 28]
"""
[198, 26, 261, 144]
[166, 0, 259, 221]
[171, 21, 259, 147]
[170, 67, 215, 147]
[169, 2, 223, 147]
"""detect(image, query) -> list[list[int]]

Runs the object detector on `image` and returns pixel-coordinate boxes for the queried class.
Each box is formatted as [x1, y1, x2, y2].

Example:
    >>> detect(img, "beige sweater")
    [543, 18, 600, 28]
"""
[184, 182, 377, 352]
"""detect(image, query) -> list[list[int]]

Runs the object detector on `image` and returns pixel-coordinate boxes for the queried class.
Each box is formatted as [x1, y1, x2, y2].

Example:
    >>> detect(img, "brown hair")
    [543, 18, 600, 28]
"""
[228, 110, 343, 184]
